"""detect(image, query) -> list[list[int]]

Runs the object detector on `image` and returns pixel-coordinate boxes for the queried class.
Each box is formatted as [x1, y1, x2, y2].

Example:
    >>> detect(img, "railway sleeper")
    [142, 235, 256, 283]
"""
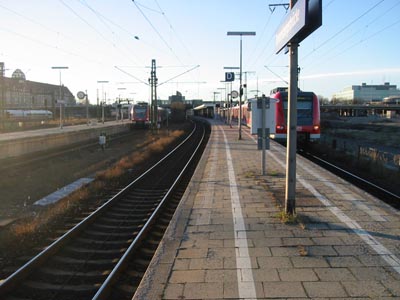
[114, 202, 158, 210]
[97, 216, 145, 226]
[17, 280, 99, 297]
[137, 245, 157, 258]
[37, 267, 111, 281]
[104, 211, 152, 219]
[123, 194, 164, 201]
[152, 224, 168, 235]
[75, 237, 133, 248]
[109, 283, 138, 300]
[49, 255, 118, 269]
[64, 245, 128, 259]
[82, 229, 137, 239]
[143, 237, 162, 247]
[110, 206, 156, 214]
[90, 223, 139, 232]
[158, 215, 173, 225]
[28, 270, 107, 287]
[130, 187, 169, 194]
[130, 257, 151, 269]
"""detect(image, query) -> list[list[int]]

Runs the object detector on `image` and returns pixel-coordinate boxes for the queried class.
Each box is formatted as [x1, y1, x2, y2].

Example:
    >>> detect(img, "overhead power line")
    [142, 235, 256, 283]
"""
[264, 65, 288, 85]
[132, 2, 172, 53]
[0, 26, 102, 65]
[154, 0, 193, 60]
[59, 0, 112, 47]
[301, 0, 385, 61]
[114, 66, 149, 85]
[302, 1, 400, 74]
[158, 65, 200, 86]
[76, 0, 146, 70]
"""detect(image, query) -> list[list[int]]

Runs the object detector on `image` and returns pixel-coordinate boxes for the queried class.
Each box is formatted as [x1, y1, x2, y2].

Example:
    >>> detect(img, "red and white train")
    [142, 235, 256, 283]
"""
[130, 102, 150, 126]
[129, 102, 168, 127]
[231, 87, 320, 141]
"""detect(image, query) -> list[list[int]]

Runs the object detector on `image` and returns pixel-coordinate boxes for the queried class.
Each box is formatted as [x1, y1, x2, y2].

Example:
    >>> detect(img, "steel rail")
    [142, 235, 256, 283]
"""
[92, 121, 206, 300]
[0, 122, 199, 296]
[298, 148, 400, 207]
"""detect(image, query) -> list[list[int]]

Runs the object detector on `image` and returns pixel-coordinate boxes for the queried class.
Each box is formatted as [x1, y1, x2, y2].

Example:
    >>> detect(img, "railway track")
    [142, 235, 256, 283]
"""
[298, 147, 400, 210]
[0, 119, 210, 300]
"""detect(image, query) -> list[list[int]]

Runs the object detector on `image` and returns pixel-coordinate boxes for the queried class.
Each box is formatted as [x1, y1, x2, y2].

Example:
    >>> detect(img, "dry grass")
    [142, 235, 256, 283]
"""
[9, 129, 185, 240]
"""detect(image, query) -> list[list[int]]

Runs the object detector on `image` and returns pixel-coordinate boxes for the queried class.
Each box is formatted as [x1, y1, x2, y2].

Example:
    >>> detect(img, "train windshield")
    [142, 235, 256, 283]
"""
[282, 94, 313, 125]
[134, 107, 147, 118]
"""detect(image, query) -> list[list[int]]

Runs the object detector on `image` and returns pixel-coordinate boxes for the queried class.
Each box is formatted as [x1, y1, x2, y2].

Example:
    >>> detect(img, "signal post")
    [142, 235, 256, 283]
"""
[274, 0, 322, 215]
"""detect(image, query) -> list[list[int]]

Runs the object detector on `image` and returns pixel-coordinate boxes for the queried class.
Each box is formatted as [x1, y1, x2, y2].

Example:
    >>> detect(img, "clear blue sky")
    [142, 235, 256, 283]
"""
[1, 0, 399, 104]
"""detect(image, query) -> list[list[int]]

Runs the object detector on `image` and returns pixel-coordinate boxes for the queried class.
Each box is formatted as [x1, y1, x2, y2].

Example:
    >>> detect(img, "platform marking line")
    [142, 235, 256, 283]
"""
[194, 130, 219, 225]
[292, 153, 388, 222]
[296, 162, 400, 273]
[263, 140, 400, 275]
[248, 131, 391, 222]
[220, 126, 257, 300]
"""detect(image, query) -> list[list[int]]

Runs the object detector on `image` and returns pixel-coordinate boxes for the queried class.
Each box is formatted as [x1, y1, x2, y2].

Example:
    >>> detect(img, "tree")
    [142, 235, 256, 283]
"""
[318, 95, 330, 105]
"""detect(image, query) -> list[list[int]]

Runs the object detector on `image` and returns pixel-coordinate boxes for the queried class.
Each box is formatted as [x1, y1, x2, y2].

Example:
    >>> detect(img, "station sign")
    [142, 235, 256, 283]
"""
[275, 0, 322, 53]
[225, 72, 235, 82]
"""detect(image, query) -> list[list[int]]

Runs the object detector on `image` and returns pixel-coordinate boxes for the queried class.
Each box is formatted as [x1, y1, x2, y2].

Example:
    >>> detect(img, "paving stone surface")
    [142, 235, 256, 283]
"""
[133, 119, 400, 300]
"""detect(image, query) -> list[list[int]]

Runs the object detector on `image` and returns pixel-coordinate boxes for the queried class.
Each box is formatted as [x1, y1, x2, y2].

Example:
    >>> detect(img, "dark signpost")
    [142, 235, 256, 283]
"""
[225, 72, 235, 82]
[275, 0, 322, 215]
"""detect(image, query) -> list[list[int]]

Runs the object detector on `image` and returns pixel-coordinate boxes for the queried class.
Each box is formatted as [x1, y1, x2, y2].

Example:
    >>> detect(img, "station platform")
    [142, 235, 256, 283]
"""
[0, 120, 130, 159]
[134, 118, 400, 299]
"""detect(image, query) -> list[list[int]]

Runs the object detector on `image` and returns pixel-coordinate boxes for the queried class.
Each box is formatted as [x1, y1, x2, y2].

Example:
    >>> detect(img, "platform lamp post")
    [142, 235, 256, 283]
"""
[217, 87, 225, 112]
[97, 80, 109, 124]
[52, 66, 68, 129]
[227, 31, 256, 140]
[117, 87, 126, 121]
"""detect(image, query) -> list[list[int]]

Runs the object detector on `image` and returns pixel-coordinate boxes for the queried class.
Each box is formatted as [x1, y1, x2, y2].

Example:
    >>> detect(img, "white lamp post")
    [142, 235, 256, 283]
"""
[52, 66, 68, 129]
[227, 31, 256, 140]
[97, 80, 109, 124]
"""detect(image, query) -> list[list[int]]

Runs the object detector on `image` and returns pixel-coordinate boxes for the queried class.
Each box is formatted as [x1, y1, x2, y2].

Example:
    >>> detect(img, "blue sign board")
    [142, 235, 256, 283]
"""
[275, 0, 322, 53]
[225, 72, 235, 82]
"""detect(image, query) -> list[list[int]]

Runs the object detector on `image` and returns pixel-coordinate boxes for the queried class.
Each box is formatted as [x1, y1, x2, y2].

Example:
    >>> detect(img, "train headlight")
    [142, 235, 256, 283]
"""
[313, 125, 320, 131]
[276, 125, 284, 130]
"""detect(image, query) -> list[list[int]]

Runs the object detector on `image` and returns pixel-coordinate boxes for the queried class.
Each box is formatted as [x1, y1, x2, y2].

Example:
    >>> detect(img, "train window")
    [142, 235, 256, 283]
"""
[134, 107, 147, 118]
[298, 100, 313, 125]
[282, 95, 313, 125]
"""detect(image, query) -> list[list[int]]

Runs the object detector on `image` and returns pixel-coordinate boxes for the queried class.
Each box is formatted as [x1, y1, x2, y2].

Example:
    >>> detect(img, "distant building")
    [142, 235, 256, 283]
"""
[169, 91, 185, 103]
[332, 82, 400, 103]
[157, 91, 203, 108]
[0, 64, 75, 110]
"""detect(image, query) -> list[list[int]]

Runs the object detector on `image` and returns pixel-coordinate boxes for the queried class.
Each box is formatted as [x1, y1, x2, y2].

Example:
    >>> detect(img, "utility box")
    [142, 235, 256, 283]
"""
[249, 97, 276, 135]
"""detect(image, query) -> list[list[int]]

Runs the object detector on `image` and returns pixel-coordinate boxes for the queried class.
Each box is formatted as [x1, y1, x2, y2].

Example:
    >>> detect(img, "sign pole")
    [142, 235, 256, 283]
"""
[86, 90, 89, 125]
[273, 0, 321, 215]
[261, 96, 266, 175]
[285, 42, 298, 215]
[239, 35, 243, 140]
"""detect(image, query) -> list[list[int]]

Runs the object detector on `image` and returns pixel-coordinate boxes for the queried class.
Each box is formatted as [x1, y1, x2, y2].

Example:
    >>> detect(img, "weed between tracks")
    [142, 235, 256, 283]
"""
[2, 129, 185, 251]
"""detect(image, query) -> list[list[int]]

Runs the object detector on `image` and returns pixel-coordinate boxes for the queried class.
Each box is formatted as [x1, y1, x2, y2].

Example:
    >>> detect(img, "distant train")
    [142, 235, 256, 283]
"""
[130, 102, 150, 126]
[129, 102, 168, 127]
[271, 88, 320, 141]
[231, 87, 320, 141]
[5, 109, 53, 120]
